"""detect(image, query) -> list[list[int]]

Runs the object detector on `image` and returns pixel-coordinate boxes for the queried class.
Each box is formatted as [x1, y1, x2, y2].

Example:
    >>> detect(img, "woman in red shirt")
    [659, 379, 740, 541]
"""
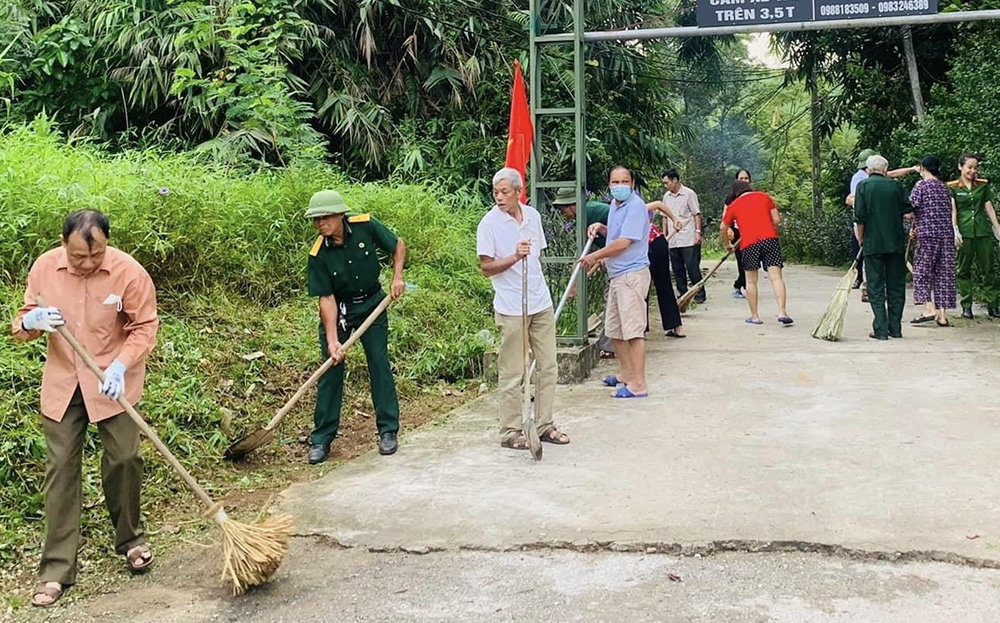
[720, 181, 792, 326]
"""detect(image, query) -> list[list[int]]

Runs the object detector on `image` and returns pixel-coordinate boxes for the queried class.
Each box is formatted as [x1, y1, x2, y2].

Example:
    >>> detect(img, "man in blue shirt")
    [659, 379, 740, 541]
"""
[846, 149, 875, 290]
[580, 166, 651, 398]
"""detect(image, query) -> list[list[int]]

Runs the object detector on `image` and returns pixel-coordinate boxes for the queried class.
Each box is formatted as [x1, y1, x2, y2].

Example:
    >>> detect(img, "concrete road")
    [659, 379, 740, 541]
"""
[14, 262, 1000, 622]
[282, 263, 1000, 561]
[61, 543, 1000, 623]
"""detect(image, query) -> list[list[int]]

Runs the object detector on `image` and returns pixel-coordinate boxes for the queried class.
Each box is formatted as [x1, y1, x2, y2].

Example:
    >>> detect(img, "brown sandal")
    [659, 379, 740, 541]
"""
[500, 433, 529, 450]
[31, 582, 64, 607]
[540, 428, 570, 445]
[126, 544, 154, 573]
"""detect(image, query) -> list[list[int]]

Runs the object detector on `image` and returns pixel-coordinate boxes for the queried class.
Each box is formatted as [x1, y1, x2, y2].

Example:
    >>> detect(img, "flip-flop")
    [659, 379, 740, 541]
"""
[777, 316, 794, 326]
[745, 318, 764, 325]
[664, 329, 686, 338]
[612, 386, 647, 399]
[602, 375, 621, 387]
[910, 315, 936, 324]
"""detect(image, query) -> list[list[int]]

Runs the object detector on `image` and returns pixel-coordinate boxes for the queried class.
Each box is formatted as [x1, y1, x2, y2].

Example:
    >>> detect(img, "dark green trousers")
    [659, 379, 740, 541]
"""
[956, 235, 1000, 308]
[865, 252, 906, 339]
[311, 309, 400, 447]
[40, 387, 145, 585]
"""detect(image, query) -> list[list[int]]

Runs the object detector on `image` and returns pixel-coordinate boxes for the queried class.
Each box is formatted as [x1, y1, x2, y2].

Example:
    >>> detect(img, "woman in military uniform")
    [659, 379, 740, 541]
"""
[947, 154, 1000, 319]
[304, 190, 407, 464]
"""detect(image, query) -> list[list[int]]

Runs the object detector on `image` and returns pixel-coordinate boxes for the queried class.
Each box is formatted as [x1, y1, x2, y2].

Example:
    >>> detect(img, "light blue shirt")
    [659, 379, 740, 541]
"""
[850, 169, 869, 195]
[604, 191, 651, 279]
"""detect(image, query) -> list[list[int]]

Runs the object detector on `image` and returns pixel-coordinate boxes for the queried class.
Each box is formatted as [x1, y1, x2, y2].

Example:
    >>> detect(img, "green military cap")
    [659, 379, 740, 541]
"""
[304, 190, 350, 219]
[857, 149, 877, 169]
[552, 187, 577, 207]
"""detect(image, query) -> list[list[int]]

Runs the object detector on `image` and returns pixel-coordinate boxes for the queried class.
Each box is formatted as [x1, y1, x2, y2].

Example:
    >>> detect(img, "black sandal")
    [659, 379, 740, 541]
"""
[910, 315, 936, 324]
[937, 319, 950, 327]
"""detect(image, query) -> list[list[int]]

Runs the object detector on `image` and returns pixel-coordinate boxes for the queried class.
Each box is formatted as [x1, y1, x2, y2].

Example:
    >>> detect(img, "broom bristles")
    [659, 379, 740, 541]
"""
[218, 512, 294, 595]
[811, 266, 858, 341]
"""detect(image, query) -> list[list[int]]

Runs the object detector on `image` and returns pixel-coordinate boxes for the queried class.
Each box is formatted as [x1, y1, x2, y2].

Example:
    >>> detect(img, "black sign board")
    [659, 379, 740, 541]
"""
[697, 0, 937, 27]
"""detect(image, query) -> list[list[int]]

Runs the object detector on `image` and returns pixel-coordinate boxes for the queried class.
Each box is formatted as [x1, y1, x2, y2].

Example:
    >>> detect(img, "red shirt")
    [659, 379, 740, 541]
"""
[722, 191, 778, 250]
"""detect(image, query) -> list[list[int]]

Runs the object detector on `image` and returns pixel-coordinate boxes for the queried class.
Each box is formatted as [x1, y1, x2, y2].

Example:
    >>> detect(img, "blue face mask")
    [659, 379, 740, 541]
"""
[609, 185, 632, 202]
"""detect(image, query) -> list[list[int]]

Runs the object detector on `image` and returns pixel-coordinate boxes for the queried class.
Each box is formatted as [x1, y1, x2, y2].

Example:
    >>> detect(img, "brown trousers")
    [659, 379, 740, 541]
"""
[40, 387, 145, 585]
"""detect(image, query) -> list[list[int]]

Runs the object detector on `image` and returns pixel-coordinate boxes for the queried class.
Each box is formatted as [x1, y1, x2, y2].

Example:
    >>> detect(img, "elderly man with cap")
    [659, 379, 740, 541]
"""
[304, 190, 407, 464]
[552, 188, 616, 356]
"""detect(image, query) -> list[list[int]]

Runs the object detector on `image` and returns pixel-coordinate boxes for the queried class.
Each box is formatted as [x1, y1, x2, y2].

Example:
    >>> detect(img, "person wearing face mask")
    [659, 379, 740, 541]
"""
[947, 153, 1000, 319]
[580, 166, 652, 398]
[661, 169, 704, 303]
[13, 210, 159, 607]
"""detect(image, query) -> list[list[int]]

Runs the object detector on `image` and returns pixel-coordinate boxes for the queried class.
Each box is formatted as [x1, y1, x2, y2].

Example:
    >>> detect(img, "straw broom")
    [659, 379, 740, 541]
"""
[677, 248, 734, 312]
[811, 250, 863, 341]
[39, 298, 291, 595]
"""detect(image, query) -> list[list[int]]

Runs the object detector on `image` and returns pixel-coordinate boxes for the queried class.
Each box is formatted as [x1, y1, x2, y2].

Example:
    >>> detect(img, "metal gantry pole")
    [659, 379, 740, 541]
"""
[573, 0, 588, 344]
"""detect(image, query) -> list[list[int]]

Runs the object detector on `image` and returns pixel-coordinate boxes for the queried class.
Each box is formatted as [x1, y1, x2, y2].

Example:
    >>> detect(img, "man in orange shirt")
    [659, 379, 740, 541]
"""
[12, 210, 159, 607]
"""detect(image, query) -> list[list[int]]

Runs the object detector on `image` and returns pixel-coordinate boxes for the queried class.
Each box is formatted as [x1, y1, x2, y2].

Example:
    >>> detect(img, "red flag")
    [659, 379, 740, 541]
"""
[505, 60, 533, 204]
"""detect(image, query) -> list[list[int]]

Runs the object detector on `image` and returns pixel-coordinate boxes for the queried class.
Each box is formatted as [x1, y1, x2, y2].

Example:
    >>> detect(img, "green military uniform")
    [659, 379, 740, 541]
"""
[307, 210, 401, 447]
[948, 178, 1000, 311]
[854, 173, 913, 339]
[582, 201, 610, 248]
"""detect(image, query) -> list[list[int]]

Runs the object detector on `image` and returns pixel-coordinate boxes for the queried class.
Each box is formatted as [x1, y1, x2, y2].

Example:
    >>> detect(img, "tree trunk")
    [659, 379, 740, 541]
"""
[900, 25, 926, 125]
[809, 75, 822, 217]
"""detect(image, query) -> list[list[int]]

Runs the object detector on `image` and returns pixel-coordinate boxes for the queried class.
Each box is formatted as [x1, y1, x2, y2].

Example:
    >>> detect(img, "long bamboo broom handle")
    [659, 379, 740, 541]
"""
[521, 257, 531, 420]
[585, 225, 681, 278]
[259, 295, 393, 432]
[526, 237, 594, 379]
[37, 297, 217, 511]
[682, 249, 733, 296]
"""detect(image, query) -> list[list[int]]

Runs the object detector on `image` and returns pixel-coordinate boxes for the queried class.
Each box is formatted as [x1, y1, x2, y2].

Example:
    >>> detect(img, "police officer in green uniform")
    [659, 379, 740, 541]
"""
[854, 155, 913, 340]
[304, 190, 407, 464]
[947, 153, 1000, 319]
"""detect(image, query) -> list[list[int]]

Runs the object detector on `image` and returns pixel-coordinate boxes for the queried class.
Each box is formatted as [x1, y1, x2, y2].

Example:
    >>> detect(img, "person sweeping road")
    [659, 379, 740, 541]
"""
[478, 168, 570, 449]
[854, 155, 914, 340]
[580, 165, 652, 399]
[720, 181, 792, 326]
[305, 189, 407, 464]
[13, 210, 159, 608]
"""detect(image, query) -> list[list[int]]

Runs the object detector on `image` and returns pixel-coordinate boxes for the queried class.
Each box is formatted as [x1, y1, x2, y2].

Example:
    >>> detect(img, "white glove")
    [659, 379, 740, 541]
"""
[21, 307, 65, 333]
[955, 231, 963, 248]
[99, 360, 127, 401]
[993, 224, 1000, 242]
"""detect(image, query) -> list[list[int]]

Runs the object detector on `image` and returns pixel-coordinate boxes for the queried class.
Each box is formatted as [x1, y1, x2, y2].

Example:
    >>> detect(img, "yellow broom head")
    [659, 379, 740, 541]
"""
[213, 508, 293, 595]
[811, 266, 858, 341]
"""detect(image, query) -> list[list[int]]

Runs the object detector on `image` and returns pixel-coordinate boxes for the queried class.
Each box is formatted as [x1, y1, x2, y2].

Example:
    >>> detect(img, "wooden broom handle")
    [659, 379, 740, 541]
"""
[261, 294, 393, 432]
[37, 297, 217, 510]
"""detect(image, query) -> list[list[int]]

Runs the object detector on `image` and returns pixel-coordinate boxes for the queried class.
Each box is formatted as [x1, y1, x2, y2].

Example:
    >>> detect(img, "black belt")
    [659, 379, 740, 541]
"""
[344, 287, 381, 305]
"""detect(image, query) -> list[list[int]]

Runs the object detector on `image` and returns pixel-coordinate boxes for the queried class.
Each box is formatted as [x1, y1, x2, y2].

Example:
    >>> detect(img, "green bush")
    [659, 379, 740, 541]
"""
[0, 121, 497, 574]
[779, 209, 854, 266]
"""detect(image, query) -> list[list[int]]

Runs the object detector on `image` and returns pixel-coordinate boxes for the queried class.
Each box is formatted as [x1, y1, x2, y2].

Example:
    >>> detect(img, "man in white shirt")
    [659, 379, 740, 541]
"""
[662, 169, 705, 303]
[476, 168, 570, 450]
